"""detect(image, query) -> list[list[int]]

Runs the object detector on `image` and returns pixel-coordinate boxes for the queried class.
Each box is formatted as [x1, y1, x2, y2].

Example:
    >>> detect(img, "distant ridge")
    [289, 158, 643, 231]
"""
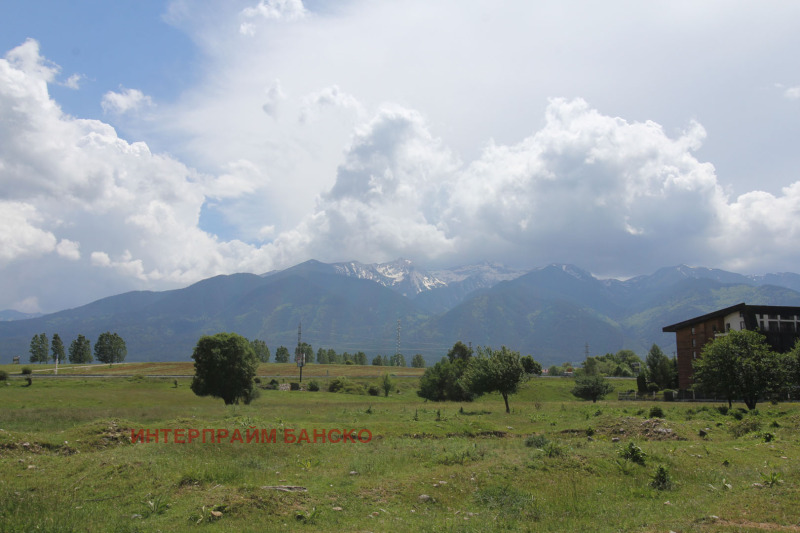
[1, 261, 799, 366]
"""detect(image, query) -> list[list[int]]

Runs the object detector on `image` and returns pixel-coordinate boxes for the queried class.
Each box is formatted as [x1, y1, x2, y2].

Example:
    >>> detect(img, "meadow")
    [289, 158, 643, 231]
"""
[0, 364, 798, 532]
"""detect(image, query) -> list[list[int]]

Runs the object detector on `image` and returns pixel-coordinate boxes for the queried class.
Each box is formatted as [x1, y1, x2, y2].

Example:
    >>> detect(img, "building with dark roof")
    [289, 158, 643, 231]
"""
[663, 303, 800, 390]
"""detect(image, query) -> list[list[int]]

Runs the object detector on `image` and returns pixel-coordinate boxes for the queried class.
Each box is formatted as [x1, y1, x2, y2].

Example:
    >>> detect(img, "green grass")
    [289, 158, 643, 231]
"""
[1, 368, 798, 531]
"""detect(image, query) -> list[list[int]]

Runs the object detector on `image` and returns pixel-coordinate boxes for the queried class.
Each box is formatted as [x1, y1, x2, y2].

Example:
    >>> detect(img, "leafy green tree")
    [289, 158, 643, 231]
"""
[380, 372, 394, 397]
[417, 357, 473, 402]
[462, 346, 527, 413]
[51, 333, 65, 364]
[571, 374, 614, 403]
[390, 353, 406, 367]
[298, 342, 314, 364]
[69, 335, 92, 363]
[372, 355, 384, 366]
[250, 339, 270, 362]
[520, 355, 542, 375]
[411, 353, 426, 368]
[94, 332, 127, 363]
[645, 344, 674, 389]
[354, 351, 367, 365]
[29, 333, 48, 364]
[274, 346, 290, 363]
[548, 365, 565, 376]
[447, 341, 473, 363]
[693, 329, 784, 410]
[316, 347, 328, 364]
[190, 332, 259, 405]
[581, 356, 600, 376]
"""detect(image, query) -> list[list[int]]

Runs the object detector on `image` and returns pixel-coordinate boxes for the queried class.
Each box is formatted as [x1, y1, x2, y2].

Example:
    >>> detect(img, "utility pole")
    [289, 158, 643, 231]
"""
[396, 319, 401, 358]
[296, 322, 305, 383]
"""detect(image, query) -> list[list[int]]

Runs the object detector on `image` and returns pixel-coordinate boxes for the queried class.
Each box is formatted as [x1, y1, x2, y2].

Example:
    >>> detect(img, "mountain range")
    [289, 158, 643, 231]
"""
[2, 259, 800, 366]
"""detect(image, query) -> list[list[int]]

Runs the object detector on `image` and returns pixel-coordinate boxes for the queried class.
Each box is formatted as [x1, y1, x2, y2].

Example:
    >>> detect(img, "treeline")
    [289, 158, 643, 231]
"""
[567, 345, 678, 392]
[27, 332, 127, 364]
[246, 338, 426, 368]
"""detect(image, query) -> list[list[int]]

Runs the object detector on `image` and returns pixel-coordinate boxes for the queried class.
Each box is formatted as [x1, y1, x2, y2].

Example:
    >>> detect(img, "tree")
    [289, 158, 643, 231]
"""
[693, 329, 784, 410]
[274, 346, 290, 363]
[571, 374, 614, 403]
[390, 353, 406, 367]
[520, 355, 542, 375]
[411, 354, 426, 368]
[250, 339, 270, 362]
[69, 335, 92, 363]
[297, 342, 314, 364]
[354, 352, 367, 365]
[190, 332, 259, 405]
[645, 344, 674, 389]
[581, 356, 600, 376]
[372, 355, 384, 366]
[462, 346, 527, 413]
[316, 347, 329, 364]
[417, 357, 472, 402]
[447, 341, 472, 363]
[51, 333, 65, 364]
[380, 372, 394, 397]
[94, 332, 127, 363]
[29, 333, 49, 364]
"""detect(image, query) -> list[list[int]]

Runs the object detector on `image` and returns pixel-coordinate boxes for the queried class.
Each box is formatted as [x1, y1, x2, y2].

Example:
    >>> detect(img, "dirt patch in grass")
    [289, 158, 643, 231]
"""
[595, 417, 686, 441]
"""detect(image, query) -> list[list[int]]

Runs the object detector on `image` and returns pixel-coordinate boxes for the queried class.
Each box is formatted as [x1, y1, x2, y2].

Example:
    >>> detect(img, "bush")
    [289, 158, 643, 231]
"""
[525, 434, 549, 448]
[0, 370, 8, 381]
[716, 405, 729, 416]
[267, 379, 280, 390]
[650, 465, 672, 490]
[254, 377, 261, 384]
[307, 380, 320, 392]
[368, 385, 380, 396]
[729, 418, 762, 437]
[328, 377, 365, 395]
[619, 442, 646, 465]
[649, 406, 665, 418]
[328, 377, 348, 393]
[289, 382, 300, 391]
[21, 367, 32, 375]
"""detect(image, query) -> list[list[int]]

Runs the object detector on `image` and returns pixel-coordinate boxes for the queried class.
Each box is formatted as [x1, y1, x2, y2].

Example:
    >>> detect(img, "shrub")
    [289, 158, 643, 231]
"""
[254, 377, 261, 384]
[649, 406, 665, 418]
[650, 465, 672, 490]
[328, 377, 348, 393]
[368, 385, 380, 396]
[289, 382, 300, 391]
[525, 434, 549, 448]
[586, 426, 595, 437]
[619, 442, 646, 465]
[21, 367, 32, 375]
[0, 370, 8, 381]
[729, 418, 761, 438]
[307, 380, 320, 392]
[716, 405, 729, 416]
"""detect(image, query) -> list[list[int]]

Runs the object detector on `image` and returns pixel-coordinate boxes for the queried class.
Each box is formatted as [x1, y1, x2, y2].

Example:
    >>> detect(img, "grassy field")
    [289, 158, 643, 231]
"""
[0, 364, 798, 532]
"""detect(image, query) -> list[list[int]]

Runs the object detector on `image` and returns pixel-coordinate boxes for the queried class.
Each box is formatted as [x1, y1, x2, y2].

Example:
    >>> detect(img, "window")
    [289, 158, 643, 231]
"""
[691, 327, 695, 335]
[726, 323, 731, 332]
[692, 339, 696, 347]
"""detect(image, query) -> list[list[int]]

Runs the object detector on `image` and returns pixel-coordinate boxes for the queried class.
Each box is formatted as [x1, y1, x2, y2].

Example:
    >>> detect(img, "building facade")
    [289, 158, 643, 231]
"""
[663, 303, 800, 390]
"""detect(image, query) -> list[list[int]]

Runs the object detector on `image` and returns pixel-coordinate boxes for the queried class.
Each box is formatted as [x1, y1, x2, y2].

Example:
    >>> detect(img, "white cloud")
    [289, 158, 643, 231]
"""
[61, 73, 83, 90]
[56, 239, 81, 260]
[785, 86, 800, 100]
[299, 85, 364, 122]
[262, 79, 285, 118]
[241, 0, 306, 24]
[101, 87, 154, 114]
[0, 202, 57, 264]
[12, 296, 40, 314]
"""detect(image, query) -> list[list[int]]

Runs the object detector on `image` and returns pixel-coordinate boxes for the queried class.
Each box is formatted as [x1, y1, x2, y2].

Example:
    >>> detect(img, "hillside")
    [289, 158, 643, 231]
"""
[1, 261, 800, 366]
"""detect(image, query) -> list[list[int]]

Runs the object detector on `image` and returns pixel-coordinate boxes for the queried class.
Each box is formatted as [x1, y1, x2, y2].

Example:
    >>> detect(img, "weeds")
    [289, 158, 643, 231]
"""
[141, 493, 170, 517]
[760, 471, 783, 487]
[525, 434, 549, 448]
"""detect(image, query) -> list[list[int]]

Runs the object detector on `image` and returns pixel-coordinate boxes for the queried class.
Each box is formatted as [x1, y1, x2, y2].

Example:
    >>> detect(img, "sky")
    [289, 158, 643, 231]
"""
[1, 0, 800, 314]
